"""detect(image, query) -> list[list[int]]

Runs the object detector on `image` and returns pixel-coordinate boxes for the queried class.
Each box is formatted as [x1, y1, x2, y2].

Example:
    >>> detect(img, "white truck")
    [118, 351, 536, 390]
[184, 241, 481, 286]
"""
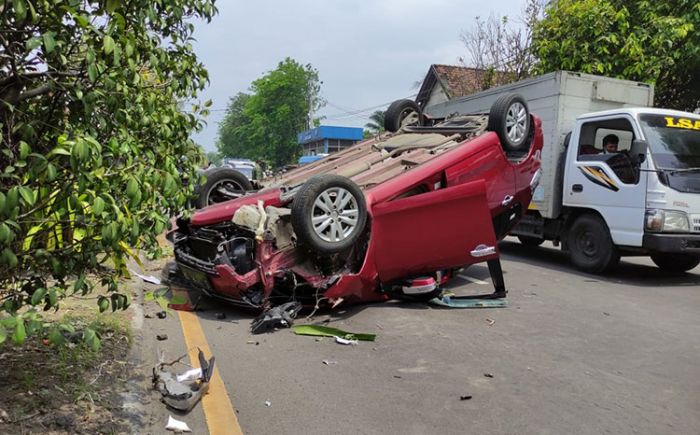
[424, 71, 700, 273]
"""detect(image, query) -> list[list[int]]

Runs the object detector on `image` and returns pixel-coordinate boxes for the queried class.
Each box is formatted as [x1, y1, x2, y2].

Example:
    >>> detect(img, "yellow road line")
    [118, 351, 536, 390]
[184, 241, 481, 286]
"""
[178, 309, 243, 435]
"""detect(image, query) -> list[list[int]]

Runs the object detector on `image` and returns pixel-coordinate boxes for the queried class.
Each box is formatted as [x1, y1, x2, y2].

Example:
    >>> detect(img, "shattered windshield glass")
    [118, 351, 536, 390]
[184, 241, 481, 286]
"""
[639, 114, 700, 170]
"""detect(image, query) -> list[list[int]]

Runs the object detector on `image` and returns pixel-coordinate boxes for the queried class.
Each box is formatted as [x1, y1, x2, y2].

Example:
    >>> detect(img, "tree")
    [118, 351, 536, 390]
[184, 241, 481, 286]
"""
[532, 0, 700, 110]
[459, 0, 545, 89]
[217, 58, 324, 167]
[0, 0, 216, 346]
[205, 151, 222, 166]
[364, 110, 385, 136]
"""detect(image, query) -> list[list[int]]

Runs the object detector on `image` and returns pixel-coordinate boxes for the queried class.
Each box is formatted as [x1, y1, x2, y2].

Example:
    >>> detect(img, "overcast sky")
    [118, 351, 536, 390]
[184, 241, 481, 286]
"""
[191, 0, 527, 152]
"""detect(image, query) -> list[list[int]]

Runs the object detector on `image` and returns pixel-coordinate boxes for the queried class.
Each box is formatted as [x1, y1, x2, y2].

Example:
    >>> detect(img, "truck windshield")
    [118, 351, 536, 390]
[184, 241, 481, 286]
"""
[639, 114, 700, 170]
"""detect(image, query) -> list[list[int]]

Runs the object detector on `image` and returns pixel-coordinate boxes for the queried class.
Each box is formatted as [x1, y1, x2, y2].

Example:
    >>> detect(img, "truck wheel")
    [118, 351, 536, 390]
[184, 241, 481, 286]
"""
[487, 93, 531, 151]
[568, 214, 620, 273]
[384, 99, 423, 132]
[195, 167, 253, 208]
[291, 175, 368, 255]
[517, 235, 544, 247]
[650, 253, 700, 274]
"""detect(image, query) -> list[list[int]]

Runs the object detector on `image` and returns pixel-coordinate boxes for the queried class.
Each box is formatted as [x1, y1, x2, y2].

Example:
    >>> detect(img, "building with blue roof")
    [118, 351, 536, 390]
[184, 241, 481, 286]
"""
[297, 125, 364, 156]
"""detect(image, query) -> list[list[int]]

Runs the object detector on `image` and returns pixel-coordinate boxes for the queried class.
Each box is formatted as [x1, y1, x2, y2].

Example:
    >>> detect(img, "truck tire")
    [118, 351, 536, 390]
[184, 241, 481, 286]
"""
[487, 93, 531, 152]
[568, 214, 620, 273]
[517, 235, 544, 247]
[650, 253, 700, 274]
[384, 99, 423, 132]
[291, 175, 368, 255]
[195, 167, 253, 208]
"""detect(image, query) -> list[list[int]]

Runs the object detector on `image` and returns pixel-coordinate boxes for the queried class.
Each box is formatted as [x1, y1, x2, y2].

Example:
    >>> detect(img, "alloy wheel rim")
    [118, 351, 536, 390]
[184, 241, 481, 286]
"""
[311, 187, 359, 242]
[505, 102, 527, 144]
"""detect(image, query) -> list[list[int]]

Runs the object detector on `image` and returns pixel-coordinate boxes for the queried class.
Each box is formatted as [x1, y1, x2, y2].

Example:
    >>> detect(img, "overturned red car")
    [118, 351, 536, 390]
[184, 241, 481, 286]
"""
[170, 94, 543, 310]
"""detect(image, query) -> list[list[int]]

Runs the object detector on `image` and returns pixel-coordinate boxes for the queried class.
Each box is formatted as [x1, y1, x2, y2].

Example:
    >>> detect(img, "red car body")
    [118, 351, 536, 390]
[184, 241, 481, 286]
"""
[172, 113, 543, 309]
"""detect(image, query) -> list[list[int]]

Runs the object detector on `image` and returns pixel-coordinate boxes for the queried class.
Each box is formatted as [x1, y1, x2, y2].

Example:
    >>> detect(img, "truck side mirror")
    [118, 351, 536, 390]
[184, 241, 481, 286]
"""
[630, 139, 648, 163]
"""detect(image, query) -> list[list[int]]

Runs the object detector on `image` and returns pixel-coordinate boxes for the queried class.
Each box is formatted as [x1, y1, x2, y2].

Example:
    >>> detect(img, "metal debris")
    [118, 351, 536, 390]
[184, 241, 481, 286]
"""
[156, 311, 167, 319]
[156, 334, 168, 341]
[460, 395, 473, 401]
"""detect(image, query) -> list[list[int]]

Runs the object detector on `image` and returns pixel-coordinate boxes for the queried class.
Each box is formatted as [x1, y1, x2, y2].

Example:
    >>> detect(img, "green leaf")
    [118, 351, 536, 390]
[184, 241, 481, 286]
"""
[0, 223, 11, 244]
[103, 35, 115, 55]
[105, 0, 120, 13]
[98, 296, 109, 312]
[88, 63, 97, 82]
[12, 317, 26, 345]
[19, 141, 31, 160]
[30, 288, 47, 306]
[25, 37, 42, 51]
[18, 186, 36, 206]
[93, 197, 105, 216]
[48, 327, 65, 345]
[0, 326, 6, 345]
[13, 0, 27, 21]
[126, 178, 138, 198]
[43, 32, 56, 54]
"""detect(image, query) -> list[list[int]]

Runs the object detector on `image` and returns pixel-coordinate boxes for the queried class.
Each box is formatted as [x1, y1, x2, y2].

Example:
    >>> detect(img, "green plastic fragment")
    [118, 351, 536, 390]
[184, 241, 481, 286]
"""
[292, 324, 376, 342]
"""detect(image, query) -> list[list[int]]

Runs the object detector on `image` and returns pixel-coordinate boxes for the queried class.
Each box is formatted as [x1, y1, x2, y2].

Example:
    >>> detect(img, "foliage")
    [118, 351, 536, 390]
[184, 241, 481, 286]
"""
[364, 110, 385, 136]
[0, 0, 217, 345]
[532, 0, 700, 110]
[216, 58, 325, 167]
[459, 0, 545, 89]
[205, 151, 222, 166]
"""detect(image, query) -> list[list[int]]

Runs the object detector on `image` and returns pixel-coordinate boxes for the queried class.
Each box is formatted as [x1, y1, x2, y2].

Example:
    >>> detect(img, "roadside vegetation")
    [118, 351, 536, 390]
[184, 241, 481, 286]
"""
[0, 0, 217, 346]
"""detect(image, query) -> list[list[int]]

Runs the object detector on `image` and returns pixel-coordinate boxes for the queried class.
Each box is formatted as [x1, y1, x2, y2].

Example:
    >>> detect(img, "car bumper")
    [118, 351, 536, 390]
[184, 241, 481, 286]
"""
[642, 233, 700, 254]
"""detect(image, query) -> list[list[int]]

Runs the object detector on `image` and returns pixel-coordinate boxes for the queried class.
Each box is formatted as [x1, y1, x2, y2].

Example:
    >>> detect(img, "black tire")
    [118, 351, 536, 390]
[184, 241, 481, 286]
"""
[291, 175, 367, 255]
[195, 167, 253, 208]
[517, 235, 544, 247]
[650, 253, 700, 274]
[487, 93, 531, 151]
[384, 99, 423, 132]
[568, 214, 620, 274]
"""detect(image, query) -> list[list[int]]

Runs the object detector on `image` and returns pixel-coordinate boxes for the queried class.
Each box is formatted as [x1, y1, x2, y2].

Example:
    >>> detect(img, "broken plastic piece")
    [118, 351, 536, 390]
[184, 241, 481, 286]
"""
[176, 368, 203, 383]
[335, 336, 358, 345]
[166, 415, 192, 432]
[292, 324, 376, 341]
[133, 271, 162, 285]
[429, 294, 507, 308]
[251, 301, 302, 334]
[153, 348, 216, 412]
[265, 400, 271, 407]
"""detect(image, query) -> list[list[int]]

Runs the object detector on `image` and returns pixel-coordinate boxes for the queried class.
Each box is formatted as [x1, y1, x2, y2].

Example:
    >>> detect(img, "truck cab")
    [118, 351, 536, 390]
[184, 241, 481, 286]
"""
[544, 108, 700, 273]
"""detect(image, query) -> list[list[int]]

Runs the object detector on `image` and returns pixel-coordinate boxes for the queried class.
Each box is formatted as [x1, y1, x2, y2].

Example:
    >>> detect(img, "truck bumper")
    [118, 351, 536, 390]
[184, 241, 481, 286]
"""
[642, 234, 700, 254]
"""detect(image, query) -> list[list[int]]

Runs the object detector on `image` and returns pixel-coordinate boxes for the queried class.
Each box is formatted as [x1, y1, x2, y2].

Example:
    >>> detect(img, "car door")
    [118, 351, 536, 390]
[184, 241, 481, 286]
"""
[563, 115, 648, 246]
[370, 179, 498, 282]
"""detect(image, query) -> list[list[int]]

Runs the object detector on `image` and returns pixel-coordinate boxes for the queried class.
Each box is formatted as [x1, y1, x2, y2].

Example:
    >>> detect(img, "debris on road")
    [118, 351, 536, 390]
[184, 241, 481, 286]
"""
[215, 312, 227, 320]
[335, 336, 358, 345]
[322, 360, 337, 365]
[153, 348, 215, 412]
[460, 395, 473, 401]
[251, 301, 302, 334]
[484, 373, 494, 378]
[156, 311, 167, 319]
[176, 368, 203, 383]
[429, 293, 507, 308]
[291, 324, 376, 341]
[265, 400, 272, 407]
[166, 415, 192, 432]
[156, 334, 168, 341]
[132, 271, 162, 285]
[485, 318, 495, 326]
[246, 340, 260, 345]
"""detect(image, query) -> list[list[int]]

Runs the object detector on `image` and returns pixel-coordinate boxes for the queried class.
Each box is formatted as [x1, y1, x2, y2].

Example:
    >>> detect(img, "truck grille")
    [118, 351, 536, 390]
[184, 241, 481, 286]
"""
[692, 214, 700, 233]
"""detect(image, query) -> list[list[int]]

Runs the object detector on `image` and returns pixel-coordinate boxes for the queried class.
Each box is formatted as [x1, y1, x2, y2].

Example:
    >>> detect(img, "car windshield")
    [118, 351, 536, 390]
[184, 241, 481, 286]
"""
[639, 114, 700, 170]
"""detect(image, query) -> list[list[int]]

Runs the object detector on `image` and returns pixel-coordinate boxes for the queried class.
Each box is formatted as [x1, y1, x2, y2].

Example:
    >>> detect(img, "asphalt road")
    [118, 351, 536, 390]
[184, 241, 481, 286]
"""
[145, 238, 700, 435]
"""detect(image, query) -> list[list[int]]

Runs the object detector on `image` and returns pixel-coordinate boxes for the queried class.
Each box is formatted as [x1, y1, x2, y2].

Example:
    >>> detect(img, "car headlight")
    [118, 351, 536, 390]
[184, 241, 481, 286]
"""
[645, 209, 689, 233]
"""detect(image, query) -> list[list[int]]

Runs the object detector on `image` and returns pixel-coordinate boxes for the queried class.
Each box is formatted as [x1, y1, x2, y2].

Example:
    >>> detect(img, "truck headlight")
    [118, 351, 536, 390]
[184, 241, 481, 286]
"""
[645, 209, 689, 233]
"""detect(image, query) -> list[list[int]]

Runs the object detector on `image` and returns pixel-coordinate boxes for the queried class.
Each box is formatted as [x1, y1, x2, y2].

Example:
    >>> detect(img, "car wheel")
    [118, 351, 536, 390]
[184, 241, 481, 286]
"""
[384, 99, 423, 132]
[291, 175, 368, 255]
[487, 93, 531, 151]
[195, 167, 253, 208]
[517, 235, 544, 247]
[568, 214, 620, 274]
[650, 253, 700, 274]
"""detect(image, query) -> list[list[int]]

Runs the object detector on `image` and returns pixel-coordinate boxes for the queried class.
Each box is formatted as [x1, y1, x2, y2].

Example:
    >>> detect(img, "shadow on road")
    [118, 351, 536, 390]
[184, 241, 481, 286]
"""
[498, 240, 700, 288]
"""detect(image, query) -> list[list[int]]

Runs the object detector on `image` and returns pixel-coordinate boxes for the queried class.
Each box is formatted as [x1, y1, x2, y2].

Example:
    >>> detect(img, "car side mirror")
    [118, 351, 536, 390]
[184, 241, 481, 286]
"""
[631, 139, 648, 164]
